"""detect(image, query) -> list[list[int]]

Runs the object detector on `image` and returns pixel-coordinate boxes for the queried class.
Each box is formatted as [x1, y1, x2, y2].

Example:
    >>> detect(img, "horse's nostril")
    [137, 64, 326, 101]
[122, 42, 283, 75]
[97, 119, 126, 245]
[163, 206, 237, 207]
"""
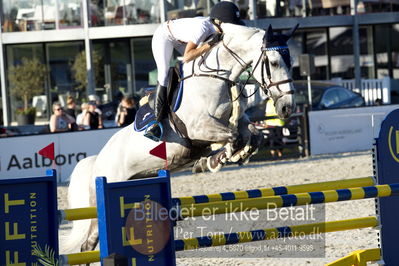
[281, 106, 292, 117]
[282, 106, 288, 114]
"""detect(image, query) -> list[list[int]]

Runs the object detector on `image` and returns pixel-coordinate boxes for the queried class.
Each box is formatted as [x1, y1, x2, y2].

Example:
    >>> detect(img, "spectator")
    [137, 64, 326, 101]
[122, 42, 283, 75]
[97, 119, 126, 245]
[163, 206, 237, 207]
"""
[49, 102, 76, 132]
[88, 94, 103, 116]
[265, 98, 285, 159]
[139, 87, 155, 107]
[65, 96, 77, 119]
[375, 98, 383, 106]
[76, 102, 89, 129]
[83, 101, 103, 129]
[117, 96, 137, 127]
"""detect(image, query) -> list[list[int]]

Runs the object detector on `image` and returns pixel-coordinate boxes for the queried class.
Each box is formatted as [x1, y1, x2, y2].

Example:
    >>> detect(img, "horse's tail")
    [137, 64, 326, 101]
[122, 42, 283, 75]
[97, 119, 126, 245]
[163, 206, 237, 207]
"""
[59, 155, 97, 254]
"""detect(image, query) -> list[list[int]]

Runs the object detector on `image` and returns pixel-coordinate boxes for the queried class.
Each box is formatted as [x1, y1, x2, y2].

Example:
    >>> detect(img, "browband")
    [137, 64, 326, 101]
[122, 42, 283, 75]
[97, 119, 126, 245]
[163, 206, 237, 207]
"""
[263, 45, 288, 51]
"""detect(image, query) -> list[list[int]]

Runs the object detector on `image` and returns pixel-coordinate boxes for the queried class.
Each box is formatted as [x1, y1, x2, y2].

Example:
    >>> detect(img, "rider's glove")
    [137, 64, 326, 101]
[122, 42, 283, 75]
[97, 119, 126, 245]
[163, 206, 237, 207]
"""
[208, 33, 223, 47]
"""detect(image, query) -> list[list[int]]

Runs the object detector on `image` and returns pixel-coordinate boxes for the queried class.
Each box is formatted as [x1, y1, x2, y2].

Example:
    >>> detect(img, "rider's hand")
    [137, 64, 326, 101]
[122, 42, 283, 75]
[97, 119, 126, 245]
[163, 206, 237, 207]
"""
[208, 33, 223, 47]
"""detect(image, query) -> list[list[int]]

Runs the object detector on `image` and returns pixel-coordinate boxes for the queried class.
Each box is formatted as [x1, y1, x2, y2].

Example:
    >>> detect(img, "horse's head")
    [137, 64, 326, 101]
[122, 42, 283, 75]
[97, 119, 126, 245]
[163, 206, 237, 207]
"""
[253, 24, 298, 119]
[197, 23, 297, 119]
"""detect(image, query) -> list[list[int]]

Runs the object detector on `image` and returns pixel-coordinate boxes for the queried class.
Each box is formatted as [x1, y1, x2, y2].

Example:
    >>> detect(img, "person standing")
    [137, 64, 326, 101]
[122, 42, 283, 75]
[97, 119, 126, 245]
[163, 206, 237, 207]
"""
[144, 1, 245, 141]
[265, 98, 285, 159]
[65, 96, 77, 119]
[83, 101, 103, 129]
[76, 102, 89, 129]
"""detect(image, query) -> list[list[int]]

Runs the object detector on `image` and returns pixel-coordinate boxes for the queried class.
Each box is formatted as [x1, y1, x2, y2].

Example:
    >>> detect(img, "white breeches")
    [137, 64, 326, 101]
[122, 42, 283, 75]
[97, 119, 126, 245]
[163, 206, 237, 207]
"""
[152, 23, 186, 87]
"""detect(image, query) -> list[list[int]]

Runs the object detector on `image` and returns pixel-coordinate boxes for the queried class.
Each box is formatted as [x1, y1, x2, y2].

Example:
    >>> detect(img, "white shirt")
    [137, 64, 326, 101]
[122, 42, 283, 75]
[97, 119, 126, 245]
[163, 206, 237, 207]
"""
[168, 17, 216, 45]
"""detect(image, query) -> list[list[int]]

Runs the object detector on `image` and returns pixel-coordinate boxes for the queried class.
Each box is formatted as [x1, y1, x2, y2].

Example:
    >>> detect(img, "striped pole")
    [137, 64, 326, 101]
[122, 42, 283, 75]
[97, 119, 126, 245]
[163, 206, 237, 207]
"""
[179, 183, 399, 218]
[60, 217, 378, 262]
[58, 177, 374, 222]
[174, 216, 378, 251]
[173, 177, 374, 206]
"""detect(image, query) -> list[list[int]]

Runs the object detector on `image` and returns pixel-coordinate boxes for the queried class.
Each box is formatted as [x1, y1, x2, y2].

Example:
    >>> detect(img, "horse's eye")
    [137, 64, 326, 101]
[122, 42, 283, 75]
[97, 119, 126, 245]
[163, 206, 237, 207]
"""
[270, 61, 279, 68]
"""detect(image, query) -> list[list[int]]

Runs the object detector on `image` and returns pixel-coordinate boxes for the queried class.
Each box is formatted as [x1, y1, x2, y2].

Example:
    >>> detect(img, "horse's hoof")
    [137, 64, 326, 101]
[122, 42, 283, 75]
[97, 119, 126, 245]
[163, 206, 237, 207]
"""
[244, 145, 251, 153]
[207, 156, 223, 173]
[230, 153, 241, 163]
[192, 158, 208, 173]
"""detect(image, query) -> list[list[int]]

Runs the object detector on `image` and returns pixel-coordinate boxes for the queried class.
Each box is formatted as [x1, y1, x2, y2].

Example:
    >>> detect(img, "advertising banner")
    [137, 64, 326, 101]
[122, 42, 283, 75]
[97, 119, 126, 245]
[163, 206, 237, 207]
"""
[0, 128, 119, 182]
[308, 105, 399, 155]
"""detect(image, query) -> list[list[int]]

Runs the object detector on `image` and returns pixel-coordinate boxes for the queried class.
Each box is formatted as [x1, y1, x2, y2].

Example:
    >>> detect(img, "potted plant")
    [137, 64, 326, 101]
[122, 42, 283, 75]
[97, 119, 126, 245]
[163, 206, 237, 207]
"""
[15, 107, 37, 125]
[8, 57, 48, 125]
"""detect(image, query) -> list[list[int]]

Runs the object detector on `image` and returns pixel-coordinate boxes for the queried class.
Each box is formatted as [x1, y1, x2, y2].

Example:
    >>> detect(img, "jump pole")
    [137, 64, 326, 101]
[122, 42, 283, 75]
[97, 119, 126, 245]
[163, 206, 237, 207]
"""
[62, 216, 378, 264]
[178, 183, 399, 218]
[173, 176, 374, 206]
[59, 176, 374, 221]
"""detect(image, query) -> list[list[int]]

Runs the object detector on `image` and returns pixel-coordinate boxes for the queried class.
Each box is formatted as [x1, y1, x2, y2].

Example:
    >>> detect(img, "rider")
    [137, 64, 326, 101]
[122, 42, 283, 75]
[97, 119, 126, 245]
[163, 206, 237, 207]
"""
[144, 1, 245, 141]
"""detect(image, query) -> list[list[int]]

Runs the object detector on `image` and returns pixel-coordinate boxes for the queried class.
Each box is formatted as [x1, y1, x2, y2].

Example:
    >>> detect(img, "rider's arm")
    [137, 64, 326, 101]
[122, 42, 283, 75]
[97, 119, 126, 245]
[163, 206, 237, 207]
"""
[182, 41, 212, 63]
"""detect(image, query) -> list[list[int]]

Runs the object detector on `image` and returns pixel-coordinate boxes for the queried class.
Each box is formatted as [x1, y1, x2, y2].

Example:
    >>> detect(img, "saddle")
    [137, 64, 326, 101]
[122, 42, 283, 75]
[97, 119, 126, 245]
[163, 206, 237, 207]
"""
[134, 64, 189, 138]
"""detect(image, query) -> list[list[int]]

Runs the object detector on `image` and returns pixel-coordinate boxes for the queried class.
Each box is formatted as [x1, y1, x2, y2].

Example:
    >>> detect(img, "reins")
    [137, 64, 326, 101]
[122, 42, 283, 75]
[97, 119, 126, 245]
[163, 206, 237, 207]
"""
[178, 30, 294, 103]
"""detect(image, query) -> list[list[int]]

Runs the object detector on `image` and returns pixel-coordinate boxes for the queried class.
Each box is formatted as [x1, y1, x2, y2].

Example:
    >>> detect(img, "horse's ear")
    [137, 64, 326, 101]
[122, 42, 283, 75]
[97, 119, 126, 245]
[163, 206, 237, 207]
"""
[285, 24, 299, 39]
[266, 24, 274, 42]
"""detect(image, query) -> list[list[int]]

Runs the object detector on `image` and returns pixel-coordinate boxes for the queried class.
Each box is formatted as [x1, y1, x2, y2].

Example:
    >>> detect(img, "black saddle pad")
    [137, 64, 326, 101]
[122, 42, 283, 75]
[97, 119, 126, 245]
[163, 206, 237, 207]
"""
[133, 103, 155, 132]
[133, 65, 185, 132]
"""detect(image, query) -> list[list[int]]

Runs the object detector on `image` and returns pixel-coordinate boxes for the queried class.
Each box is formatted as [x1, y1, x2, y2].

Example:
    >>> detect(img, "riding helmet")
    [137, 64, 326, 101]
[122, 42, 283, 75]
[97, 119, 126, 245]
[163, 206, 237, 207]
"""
[210, 1, 245, 26]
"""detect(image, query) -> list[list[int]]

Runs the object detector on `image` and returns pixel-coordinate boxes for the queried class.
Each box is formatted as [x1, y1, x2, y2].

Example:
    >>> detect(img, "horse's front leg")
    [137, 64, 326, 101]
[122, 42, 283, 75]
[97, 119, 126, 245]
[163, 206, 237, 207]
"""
[187, 114, 237, 143]
[201, 118, 263, 173]
[229, 120, 264, 164]
[230, 114, 264, 161]
[230, 124, 264, 164]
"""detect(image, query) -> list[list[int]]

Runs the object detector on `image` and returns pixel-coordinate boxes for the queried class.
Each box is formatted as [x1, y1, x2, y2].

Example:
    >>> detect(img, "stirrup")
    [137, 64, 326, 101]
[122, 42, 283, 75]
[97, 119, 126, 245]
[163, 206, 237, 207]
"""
[144, 121, 164, 142]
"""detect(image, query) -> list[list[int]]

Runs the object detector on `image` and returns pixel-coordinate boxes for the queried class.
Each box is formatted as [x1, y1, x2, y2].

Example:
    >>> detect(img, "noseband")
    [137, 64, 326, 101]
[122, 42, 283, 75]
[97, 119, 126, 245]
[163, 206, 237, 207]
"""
[260, 45, 295, 102]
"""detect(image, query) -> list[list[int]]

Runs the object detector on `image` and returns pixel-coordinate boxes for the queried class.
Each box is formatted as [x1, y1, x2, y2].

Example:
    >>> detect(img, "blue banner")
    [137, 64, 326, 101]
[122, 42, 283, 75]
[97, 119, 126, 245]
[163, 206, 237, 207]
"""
[0, 169, 58, 265]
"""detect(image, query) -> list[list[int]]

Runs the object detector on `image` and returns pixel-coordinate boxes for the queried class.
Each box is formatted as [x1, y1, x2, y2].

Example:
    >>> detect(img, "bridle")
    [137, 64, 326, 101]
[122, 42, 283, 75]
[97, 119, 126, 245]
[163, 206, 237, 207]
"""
[179, 31, 295, 103]
[260, 44, 295, 102]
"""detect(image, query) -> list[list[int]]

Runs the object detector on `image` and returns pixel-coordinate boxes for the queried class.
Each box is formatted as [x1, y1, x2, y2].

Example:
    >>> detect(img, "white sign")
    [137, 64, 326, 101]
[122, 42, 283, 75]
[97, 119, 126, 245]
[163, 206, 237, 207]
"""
[0, 128, 119, 182]
[308, 105, 399, 155]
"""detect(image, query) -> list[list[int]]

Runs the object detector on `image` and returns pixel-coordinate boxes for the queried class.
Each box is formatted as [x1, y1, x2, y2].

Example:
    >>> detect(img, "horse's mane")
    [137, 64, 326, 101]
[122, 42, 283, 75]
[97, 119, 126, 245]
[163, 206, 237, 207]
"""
[221, 23, 262, 42]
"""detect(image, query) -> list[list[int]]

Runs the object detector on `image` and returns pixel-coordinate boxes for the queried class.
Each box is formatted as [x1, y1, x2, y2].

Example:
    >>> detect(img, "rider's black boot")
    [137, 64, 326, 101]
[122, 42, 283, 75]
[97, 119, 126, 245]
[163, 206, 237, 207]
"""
[145, 83, 167, 141]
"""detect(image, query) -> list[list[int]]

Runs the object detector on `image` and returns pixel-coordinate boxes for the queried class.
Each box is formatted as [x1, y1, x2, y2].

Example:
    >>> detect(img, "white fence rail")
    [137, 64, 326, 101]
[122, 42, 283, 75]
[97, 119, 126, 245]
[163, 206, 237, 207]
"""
[245, 78, 392, 108]
[332, 77, 391, 106]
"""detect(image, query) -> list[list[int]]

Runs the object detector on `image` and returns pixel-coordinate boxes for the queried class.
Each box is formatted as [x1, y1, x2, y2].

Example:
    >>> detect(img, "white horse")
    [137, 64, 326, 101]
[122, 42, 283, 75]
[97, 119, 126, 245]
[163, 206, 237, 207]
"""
[61, 23, 298, 254]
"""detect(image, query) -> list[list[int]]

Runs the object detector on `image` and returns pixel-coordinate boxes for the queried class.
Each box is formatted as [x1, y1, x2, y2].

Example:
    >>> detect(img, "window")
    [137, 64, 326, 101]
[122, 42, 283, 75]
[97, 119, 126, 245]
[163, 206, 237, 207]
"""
[47, 42, 84, 104]
[6, 44, 46, 123]
[329, 27, 354, 79]
[321, 88, 340, 107]
[291, 28, 328, 80]
[90, 0, 161, 27]
[337, 88, 352, 102]
[58, 0, 82, 28]
[166, 0, 217, 20]
[131, 37, 156, 94]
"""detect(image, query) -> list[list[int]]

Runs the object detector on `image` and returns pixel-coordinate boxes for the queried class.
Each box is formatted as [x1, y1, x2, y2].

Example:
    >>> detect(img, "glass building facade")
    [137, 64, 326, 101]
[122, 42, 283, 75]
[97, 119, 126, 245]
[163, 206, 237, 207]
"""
[1, 0, 399, 125]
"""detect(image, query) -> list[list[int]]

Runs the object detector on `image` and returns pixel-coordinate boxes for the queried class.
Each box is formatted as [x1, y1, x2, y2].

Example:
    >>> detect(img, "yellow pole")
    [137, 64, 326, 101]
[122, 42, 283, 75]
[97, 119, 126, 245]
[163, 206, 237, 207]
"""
[61, 218, 378, 258]
[61, 207, 98, 221]
[177, 217, 378, 251]
[325, 248, 381, 266]
[61, 250, 100, 264]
